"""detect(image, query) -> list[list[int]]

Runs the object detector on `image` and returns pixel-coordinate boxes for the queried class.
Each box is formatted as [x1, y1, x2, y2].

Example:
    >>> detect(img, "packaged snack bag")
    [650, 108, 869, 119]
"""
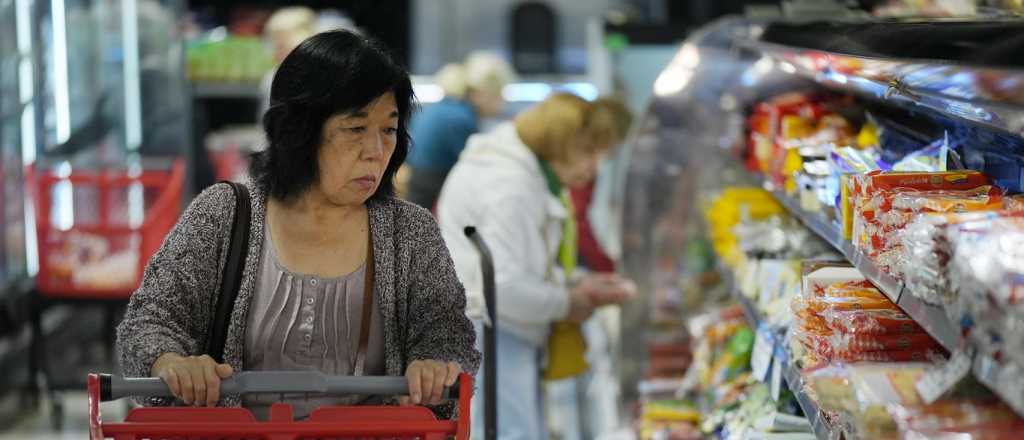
[821, 309, 925, 335]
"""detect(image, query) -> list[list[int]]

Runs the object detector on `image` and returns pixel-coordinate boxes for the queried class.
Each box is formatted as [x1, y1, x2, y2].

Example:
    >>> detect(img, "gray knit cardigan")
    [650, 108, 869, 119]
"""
[116, 182, 480, 415]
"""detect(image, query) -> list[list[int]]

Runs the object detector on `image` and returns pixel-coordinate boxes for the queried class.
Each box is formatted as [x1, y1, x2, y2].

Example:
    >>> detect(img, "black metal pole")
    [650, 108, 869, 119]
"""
[464, 226, 496, 440]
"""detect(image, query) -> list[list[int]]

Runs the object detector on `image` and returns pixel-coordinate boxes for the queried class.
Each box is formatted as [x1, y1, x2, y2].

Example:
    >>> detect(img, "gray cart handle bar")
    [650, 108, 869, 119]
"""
[97, 371, 460, 402]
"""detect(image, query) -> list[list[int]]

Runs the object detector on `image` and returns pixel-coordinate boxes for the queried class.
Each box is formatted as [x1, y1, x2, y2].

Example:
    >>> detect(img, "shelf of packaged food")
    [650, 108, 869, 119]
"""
[739, 40, 1024, 138]
[767, 189, 961, 351]
[722, 277, 839, 440]
[765, 188, 1024, 422]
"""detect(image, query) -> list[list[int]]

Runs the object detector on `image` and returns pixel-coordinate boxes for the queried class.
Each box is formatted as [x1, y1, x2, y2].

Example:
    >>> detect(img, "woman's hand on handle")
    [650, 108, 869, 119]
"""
[151, 353, 234, 407]
[402, 360, 462, 406]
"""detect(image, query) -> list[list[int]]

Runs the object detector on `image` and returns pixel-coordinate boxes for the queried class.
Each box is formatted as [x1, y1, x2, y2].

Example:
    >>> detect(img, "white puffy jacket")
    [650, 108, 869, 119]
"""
[437, 122, 570, 347]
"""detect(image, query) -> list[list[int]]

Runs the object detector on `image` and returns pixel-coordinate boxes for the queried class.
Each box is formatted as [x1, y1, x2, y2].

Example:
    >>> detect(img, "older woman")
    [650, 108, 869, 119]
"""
[437, 93, 634, 439]
[116, 30, 479, 420]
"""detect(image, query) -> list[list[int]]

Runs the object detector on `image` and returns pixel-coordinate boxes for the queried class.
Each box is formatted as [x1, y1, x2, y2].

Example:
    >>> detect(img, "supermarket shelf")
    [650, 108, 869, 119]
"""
[717, 263, 764, 328]
[723, 274, 838, 440]
[736, 291, 762, 331]
[780, 356, 841, 440]
[768, 189, 961, 352]
[740, 40, 1024, 138]
[191, 81, 263, 99]
[974, 353, 1024, 420]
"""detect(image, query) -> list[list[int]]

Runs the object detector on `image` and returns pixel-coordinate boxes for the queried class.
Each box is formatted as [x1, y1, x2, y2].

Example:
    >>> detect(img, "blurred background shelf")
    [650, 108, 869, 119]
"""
[191, 82, 264, 99]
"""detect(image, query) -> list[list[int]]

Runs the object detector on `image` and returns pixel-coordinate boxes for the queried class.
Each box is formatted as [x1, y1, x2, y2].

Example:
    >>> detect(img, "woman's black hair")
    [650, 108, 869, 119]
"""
[251, 30, 415, 201]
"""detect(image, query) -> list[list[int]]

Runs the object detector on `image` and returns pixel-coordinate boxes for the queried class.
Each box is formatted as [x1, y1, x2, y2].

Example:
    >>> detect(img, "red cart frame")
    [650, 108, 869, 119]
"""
[87, 372, 473, 440]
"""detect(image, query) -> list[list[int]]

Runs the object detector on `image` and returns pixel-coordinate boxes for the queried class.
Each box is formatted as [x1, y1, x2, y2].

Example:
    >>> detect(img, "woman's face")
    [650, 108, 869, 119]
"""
[315, 92, 399, 206]
[553, 138, 612, 188]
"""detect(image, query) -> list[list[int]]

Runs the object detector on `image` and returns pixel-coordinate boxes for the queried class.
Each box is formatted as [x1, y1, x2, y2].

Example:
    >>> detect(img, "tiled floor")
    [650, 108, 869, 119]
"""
[1, 392, 128, 439]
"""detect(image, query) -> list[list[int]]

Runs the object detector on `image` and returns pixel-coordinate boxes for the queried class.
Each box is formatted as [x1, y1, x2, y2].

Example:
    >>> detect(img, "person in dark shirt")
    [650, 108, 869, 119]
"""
[404, 52, 514, 210]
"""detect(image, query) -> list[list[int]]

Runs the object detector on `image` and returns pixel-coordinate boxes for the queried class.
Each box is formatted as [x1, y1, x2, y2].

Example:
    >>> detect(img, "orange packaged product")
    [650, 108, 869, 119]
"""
[794, 308, 831, 334]
[822, 280, 885, 299]
[805, 294, 900, 314]
[1004, 194, 1024, 212]
[890, 399, 1024, 439]
[832, 347, 946, 363]
[828, 332, 939, 355]
[822, 309, 925, 335]
[849, 171, 991, 252]
[859, 170, 990, 193]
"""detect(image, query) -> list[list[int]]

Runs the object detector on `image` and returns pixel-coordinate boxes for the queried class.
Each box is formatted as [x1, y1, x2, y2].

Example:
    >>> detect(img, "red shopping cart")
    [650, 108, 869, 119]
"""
[88, 370, 472, 440]
[87, 226, 499, 440]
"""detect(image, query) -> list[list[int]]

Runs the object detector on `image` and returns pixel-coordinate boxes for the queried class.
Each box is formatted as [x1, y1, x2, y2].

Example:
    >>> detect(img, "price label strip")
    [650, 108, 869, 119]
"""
[751, 323, 775, 382]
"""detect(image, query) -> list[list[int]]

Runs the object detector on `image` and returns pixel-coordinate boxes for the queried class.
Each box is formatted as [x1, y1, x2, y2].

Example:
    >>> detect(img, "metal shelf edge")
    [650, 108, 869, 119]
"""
[974, 353, 1024, 419]
[739, 39, 1024, 138]
[781, 357, 841, 440]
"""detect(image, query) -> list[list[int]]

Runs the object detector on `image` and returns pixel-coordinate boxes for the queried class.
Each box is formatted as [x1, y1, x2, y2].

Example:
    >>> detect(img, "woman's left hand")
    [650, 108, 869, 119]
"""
[402, 360, 462, 406]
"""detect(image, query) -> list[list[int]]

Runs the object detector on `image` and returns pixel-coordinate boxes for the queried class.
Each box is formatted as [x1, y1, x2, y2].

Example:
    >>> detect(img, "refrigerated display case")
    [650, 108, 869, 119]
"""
[612, 15, 1024, 439]
[13, 0, 191, 426]
[28, 0, 189, 164]
[0, 0, 29, 292]
[22, 0, 190, 295]
[609, 17, 801, 404]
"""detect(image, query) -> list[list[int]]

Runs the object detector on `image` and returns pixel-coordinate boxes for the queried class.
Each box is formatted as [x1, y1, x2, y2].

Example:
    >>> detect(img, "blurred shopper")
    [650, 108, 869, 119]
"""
[259, 7, 317, 117]
[571, 98, 631, 273]
[548, 98, 633, 440]
[117, 30, 478, 420]
[437, 93, 634, 439]
[404, 52, 515, 210]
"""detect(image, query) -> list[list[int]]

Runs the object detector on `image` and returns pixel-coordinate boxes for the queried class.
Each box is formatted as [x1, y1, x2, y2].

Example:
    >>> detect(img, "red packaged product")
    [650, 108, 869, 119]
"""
[801, 332, 939, 357]
[822, 309, 926, 335]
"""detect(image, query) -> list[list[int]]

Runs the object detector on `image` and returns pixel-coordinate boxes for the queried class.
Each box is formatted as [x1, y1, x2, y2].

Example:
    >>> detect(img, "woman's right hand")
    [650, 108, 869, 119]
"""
[151, 353, 234, 407]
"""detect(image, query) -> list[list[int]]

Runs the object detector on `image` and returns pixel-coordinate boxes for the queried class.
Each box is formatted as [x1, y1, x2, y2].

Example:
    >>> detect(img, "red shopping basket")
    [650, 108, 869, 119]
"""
[28, 159, 185, 298]
[87, 370, 472, 440]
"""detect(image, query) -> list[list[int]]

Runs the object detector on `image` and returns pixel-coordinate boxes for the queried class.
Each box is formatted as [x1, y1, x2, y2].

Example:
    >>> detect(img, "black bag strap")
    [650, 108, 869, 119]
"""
[208, 181, 252, 364]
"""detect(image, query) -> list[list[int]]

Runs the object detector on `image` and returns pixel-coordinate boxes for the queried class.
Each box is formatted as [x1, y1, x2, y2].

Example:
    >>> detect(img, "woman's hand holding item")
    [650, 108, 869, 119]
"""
[402, 360, 462, 406]
[567, 283, 596, 324]
[582, 273, 637, 307]
[151, 353, 234, 407]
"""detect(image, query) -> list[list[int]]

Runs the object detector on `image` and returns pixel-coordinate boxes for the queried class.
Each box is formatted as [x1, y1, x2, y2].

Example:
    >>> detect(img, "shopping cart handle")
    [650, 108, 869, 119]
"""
[97, 371, 462, 402]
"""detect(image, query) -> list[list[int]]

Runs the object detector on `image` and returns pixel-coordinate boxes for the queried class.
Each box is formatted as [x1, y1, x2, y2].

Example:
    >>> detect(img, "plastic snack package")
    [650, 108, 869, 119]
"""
[806, 333, 940, 358]
[803, 363, 856, 414]
[804, 294, 901, 314]
[889, 398, 1024, 440]
[849, 170, 991, 255]
[828, 347, 946, 364]
[900, 211, 1022, 306]
[845, 363, 931, 439]
[867, 184, 1002, 271]
[948, 216, 1024, 355]
[829, 147, 885, 174]
[891, 136, 951, 172]
[821, 309, 925, 335]
[1005, 194, 1024, 212]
